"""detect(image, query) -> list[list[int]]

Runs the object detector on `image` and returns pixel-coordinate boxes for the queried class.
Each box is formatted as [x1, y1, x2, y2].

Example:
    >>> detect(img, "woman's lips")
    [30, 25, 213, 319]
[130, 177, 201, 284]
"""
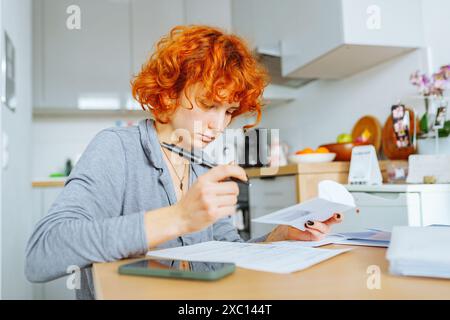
[199, 134, 215, 143]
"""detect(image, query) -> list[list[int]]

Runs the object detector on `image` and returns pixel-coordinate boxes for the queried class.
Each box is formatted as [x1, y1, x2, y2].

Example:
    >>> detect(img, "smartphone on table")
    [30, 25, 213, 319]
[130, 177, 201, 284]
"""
[118, 258, 235, 281]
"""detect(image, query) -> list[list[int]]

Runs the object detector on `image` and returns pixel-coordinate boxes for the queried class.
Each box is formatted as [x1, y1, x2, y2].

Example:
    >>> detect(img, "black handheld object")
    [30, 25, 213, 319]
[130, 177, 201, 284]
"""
[161, 142, 251, 186]
[161, 142, 250, 211]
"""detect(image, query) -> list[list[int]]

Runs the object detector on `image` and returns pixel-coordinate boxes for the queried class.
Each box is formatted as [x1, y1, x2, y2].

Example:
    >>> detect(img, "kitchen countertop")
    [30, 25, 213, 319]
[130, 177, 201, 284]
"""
[31, 160, 408, 188]
[244, 160, 407, 178]
[32, 178, 66, 188]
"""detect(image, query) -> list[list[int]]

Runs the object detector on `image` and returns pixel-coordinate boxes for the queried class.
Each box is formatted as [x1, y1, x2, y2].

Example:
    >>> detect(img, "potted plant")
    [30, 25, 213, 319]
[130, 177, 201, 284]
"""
[410, 65, 450, 154]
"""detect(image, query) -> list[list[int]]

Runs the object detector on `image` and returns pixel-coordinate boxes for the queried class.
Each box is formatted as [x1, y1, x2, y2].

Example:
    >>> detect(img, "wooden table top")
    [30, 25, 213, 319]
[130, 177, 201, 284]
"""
[92, 245, 450, 300]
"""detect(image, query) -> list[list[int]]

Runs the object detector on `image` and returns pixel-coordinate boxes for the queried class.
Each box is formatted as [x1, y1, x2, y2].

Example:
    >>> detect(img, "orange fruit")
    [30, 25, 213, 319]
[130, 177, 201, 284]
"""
[296, 148, 314, 155]
[315, 147, 330, 154]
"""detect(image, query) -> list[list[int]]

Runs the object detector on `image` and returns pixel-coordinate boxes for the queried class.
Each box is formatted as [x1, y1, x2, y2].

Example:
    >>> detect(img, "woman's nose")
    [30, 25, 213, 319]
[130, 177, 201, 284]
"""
[208, 111, 226, 133]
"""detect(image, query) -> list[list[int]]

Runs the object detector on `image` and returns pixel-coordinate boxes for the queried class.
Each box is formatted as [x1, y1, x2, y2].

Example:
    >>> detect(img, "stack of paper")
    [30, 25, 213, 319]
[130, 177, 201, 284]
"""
[252, 180, 356, 231]
[386, 226, 450, 279]
[147, 241, 351, 274]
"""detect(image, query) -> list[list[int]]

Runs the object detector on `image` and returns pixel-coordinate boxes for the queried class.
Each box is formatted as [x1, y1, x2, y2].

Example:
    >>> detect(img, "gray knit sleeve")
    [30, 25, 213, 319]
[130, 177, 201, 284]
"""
[25, 130, 149, 283]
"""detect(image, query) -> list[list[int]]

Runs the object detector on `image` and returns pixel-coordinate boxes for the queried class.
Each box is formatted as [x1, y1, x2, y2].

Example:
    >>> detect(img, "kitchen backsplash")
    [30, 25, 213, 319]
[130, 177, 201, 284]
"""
[32, 115, 145, 178]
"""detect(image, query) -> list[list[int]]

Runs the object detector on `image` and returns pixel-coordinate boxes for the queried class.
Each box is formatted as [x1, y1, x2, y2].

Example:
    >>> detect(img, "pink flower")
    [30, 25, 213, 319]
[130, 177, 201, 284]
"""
[410, 65, 450, 97]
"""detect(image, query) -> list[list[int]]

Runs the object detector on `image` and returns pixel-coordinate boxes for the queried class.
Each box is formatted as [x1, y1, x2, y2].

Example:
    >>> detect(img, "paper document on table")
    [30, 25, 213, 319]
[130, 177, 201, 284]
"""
[252, 180, 356, 231]
[147, 241, 351, 274]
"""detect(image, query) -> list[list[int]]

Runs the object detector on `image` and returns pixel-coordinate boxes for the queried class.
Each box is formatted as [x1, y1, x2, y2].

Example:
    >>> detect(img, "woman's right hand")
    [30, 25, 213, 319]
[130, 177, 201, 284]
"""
[174, 164, 248, 234]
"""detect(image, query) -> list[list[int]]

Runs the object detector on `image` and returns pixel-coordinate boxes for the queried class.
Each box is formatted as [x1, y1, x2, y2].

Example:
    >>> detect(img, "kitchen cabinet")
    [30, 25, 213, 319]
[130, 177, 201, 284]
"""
[131, 0, 233, 102]
[33, 0, 132, 110]
[31, 185, 75, 300]
[232, 0, 424, 83]
[184, 0, 232, 31]
[231, 0, 283, 50]
[33, 0, 234, 111]
[130, 0, 184, 75]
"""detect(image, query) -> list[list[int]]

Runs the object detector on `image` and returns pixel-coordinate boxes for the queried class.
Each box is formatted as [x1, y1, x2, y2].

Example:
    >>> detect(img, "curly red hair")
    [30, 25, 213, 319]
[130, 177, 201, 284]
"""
[131, 25, 269, 129]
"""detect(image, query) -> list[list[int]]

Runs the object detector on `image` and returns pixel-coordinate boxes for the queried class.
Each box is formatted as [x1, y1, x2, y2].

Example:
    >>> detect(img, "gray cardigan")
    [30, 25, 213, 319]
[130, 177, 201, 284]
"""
[25, 119, 267, 299]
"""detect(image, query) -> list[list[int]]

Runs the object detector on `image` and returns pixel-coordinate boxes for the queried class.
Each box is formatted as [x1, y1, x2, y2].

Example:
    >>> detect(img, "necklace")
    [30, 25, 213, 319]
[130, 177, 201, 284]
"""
[161, 147, 189, 191]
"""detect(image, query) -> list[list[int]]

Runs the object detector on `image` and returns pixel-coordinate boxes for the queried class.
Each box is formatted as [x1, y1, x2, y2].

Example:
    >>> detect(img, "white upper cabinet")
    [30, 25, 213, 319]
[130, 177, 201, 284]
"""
[34, 0, 234, 110]
[231, 0, 287, 49]
[131, 0, 233, 74]
[33, 0, 132, 109]
[129, 0, 185, 109]
[130, 0, 184, 75]
[232, 0, 424, 81]
[184, 0, 232, 31]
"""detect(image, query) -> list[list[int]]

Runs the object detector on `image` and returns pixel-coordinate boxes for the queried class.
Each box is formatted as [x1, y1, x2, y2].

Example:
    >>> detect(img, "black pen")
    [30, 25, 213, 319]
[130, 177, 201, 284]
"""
[161, 142, 251, 186]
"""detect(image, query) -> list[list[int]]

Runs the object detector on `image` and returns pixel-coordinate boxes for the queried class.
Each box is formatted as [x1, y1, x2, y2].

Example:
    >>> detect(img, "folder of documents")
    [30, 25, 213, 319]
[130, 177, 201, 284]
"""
[386, 226, 450, 279]
[272, 230, 390, 248]
[252, 180, 356, 231]
[147, 241, 351, 274]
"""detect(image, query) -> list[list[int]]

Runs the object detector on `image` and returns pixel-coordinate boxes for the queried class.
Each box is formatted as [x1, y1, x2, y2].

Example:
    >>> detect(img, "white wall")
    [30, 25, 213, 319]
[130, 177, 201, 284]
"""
[258, 0, 450, 154]
[32, 115, 145, 178]
[421, 0, 450, 70]
[1, 0, 33, 299]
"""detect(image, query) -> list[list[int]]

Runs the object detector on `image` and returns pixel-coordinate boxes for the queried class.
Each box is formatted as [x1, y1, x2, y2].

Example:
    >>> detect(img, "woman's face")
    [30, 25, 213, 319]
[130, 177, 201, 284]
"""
[168, 83, 239, 149]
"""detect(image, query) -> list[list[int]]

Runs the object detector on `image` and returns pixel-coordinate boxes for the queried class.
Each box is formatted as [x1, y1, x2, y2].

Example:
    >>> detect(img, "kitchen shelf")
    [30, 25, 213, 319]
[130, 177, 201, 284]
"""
[32, 108, 150, 119]
[261, 84, 297, 106]
[32, 89, 297, 118]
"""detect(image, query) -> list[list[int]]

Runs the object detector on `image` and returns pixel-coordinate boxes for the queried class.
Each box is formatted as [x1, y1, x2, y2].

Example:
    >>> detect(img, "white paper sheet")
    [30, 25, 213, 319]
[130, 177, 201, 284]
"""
[147, 241, 351, 274]
[318, 180, 355, 207]
[252, 180, 356, 231]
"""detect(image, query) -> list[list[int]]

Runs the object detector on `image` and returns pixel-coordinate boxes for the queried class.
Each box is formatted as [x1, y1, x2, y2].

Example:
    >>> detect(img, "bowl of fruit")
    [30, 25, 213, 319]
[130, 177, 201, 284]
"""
[320, 130, 375, 161]
[288, 147, 336, 164]
[319, 115, 382, 161]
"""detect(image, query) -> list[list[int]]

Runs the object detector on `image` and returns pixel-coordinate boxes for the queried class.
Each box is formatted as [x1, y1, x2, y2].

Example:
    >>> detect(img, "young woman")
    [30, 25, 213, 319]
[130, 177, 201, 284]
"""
[26, 25, 343, 299]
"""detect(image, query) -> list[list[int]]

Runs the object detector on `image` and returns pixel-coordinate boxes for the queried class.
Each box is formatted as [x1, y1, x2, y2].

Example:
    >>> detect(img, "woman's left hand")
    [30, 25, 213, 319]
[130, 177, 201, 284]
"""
[265, 213, 343, 242]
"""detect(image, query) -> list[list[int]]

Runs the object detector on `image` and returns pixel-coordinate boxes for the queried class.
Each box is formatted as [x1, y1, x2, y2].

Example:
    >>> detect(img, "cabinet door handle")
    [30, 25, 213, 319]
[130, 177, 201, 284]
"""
[260, 176, 277, 180]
